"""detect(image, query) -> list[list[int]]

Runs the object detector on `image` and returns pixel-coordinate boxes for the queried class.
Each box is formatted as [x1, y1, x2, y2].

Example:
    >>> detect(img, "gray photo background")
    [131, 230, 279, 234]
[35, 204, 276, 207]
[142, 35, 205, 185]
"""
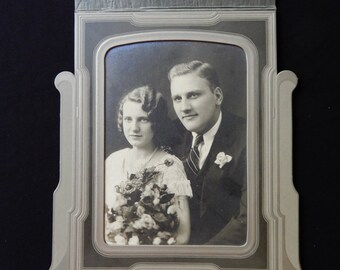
[105, 41, 246, 157]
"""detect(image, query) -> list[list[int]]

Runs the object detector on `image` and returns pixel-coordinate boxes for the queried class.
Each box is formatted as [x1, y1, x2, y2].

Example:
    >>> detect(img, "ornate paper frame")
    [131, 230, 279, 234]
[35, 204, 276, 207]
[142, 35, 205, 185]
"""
[50, 1, 300, 269]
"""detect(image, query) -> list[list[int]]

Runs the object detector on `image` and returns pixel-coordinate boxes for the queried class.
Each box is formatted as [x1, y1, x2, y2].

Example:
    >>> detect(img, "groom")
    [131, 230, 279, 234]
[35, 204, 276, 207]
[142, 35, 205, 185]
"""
[169, 60, 247, 245]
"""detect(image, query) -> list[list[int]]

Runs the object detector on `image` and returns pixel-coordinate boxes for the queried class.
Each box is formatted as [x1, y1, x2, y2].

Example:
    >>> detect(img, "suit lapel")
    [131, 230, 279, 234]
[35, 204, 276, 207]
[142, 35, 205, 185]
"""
[199, 118, 233, 176]
[181, 118, 234, 179]
[197, 118, 236, 217]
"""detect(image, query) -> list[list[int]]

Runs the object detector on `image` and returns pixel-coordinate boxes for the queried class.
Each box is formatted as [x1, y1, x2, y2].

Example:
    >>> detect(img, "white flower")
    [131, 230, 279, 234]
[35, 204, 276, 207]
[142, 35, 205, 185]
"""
[114, 234, 127, 245]
[142, 184, 153, 197]
[136, 205, 145, 217]
[153, 188, 160, 198]
[167, 237, 176, 245]
[132, 219, 143, 230]
[144, 184, 152, 192]
[152, 237, 162, 245]
[140, 214, 159, 230]
[214, 152, 232, 168]
[157, 231, 171, 239]
[167, 205, 177, 215]
[153, 198, 160, 205]
[108, 220, 124, 231]
[115, 216, 124, 222]
[128, 235, 140, 245]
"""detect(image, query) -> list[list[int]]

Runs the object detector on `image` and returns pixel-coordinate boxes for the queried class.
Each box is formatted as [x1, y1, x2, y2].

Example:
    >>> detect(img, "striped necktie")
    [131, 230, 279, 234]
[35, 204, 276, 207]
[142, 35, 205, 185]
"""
[186, 134, 203, 176]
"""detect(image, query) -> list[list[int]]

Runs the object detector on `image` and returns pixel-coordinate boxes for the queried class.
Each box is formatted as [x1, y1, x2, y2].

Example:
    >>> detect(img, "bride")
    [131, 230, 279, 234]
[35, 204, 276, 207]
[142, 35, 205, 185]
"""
[105, 86, 192, 245]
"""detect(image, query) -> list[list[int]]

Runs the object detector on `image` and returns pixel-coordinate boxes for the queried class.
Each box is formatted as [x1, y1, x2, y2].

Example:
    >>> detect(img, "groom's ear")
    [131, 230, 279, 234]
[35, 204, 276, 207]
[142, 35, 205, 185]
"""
[214, 87, 223, 106]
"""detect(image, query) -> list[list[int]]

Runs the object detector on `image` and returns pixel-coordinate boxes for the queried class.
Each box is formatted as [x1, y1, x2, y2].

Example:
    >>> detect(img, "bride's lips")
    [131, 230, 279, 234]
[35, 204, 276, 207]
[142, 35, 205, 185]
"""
[129, 134, 142, 139]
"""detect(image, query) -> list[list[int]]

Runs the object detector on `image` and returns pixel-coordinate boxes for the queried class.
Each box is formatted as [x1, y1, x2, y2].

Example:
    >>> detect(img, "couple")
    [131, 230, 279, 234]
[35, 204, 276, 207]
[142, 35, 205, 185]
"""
[105, 60, 246, 246]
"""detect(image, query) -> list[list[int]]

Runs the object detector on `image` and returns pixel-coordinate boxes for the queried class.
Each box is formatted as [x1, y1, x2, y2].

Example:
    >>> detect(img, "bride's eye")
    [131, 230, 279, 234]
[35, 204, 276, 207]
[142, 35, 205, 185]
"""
[124, 117, 132, 122]
[139, 117, 149, 123]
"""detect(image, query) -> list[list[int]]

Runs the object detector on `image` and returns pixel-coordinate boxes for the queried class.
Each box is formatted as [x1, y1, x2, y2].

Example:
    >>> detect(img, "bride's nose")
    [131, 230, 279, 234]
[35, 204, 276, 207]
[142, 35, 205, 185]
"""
[131, 120, 140, 132]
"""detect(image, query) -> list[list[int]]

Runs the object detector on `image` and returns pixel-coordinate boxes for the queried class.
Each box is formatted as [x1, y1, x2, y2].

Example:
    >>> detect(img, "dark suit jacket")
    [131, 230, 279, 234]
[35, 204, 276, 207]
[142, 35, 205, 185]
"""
[174, 112, 247, 245]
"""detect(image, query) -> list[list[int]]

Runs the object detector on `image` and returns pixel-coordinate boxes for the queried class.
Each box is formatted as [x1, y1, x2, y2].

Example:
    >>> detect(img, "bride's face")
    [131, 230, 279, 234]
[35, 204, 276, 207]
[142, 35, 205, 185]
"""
[122, 100, 154, 149]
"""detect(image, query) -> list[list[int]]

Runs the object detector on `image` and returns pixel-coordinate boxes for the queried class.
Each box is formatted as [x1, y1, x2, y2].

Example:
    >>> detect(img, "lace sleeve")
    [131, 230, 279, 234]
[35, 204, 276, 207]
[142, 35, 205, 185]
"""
[161, 155, 193, 198]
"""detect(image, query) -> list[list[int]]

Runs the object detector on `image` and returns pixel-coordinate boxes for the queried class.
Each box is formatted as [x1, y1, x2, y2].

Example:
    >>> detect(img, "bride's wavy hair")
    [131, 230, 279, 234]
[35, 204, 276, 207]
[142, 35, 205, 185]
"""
[117, 86, 176, 149]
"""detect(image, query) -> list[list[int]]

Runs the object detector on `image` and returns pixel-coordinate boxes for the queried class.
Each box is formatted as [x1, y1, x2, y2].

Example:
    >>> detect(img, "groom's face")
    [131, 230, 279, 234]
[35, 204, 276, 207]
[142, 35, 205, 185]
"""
[170, 72, 222, 134]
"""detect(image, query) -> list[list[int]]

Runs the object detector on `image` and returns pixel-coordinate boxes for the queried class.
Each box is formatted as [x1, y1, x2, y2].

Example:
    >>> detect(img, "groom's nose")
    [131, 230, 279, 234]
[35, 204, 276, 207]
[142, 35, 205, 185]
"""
[180, 98, 192, 112]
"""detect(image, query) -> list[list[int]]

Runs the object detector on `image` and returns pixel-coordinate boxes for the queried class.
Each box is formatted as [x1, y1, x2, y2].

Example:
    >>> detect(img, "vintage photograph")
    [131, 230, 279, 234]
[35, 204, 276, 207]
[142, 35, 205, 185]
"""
[104, 41, 248, 246]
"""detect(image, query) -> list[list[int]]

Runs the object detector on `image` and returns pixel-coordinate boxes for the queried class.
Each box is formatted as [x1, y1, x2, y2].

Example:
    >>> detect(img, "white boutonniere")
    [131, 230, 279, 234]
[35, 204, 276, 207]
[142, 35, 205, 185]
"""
[214, 152, 232, 168]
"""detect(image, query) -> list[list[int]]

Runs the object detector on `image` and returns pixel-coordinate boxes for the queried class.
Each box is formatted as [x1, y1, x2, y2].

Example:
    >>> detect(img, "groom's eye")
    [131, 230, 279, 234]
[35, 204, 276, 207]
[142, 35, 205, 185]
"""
[188, 92, 199, 99]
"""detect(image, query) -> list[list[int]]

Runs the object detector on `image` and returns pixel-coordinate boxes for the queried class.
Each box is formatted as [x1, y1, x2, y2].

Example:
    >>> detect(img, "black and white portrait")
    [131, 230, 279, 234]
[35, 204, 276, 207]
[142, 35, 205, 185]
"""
[104, 41, 247, 246]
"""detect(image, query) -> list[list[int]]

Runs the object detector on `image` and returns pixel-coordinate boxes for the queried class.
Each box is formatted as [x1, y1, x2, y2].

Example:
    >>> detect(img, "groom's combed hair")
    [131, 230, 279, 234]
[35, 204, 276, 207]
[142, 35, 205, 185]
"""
[116, 85, 176, 148]
[168, 60, 220, 91]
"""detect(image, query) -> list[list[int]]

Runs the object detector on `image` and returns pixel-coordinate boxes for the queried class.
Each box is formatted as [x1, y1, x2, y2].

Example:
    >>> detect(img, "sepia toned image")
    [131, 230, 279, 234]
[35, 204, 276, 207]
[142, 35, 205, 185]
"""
[49, 2, 302, 269]
[103, 41, 248, 246]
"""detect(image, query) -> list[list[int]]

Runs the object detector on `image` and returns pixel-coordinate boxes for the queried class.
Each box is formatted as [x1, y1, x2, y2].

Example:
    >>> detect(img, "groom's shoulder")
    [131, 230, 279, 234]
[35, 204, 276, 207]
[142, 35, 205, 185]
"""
[223, 111, 246, 128]
[220, 111, 246, 137]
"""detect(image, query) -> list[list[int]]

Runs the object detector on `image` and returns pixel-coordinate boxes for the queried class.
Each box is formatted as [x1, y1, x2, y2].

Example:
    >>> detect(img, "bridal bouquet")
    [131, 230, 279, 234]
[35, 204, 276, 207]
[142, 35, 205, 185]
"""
[106, 160, 179, 245]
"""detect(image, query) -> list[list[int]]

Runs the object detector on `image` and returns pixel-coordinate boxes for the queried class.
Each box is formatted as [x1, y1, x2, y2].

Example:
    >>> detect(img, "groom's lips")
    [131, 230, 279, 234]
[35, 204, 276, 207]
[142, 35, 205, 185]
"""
[182, 114, 198, 120]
